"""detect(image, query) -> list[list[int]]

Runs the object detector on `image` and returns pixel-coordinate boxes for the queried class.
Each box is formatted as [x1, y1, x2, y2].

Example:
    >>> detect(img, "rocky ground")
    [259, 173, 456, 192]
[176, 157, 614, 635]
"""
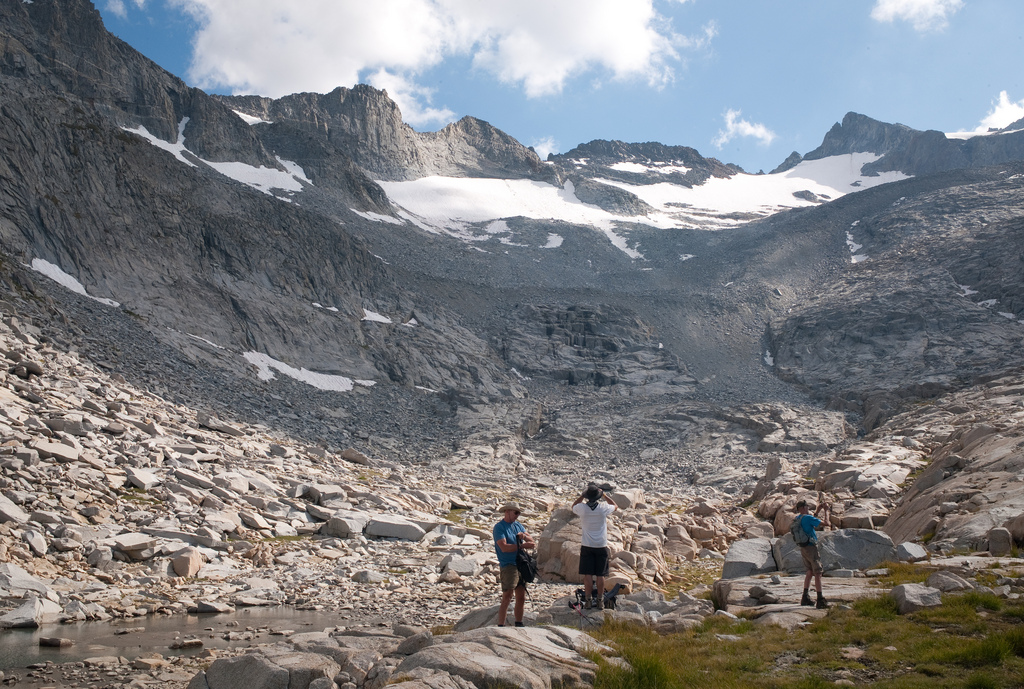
[3, 241, 1024, 689]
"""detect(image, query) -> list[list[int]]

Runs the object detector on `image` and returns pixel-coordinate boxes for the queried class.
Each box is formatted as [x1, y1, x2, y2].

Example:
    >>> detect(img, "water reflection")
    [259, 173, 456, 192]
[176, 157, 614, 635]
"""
[0, 606, 377, 669]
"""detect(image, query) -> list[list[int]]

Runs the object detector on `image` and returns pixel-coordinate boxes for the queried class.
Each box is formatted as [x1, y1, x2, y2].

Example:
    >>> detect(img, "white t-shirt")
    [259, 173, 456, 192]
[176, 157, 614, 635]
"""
[572, 502, 616, 548]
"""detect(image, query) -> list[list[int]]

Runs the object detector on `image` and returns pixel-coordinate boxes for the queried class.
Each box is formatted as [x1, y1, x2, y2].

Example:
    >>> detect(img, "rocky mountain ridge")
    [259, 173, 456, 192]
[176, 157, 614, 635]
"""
[776, 110, 1024, 178]
[4, 3, 1024, 686]
[220, 89, 547, 183]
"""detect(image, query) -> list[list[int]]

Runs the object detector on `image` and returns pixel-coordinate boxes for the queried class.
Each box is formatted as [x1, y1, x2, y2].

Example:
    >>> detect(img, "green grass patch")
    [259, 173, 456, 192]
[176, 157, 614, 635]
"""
[587, 589, 1024, 688]
[853, 594, 900, 620]
[874, 561, 933, 587]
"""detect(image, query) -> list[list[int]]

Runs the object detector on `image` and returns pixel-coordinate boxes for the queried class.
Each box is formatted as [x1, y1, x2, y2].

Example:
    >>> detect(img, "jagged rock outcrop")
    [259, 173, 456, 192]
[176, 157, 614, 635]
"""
[793, 111, 1024, 179]
[882, 370, 1024, 552]
[550, 139, 739, 186]
[220, 89, 545, 182]
[802, 112, 919, 162]
[864, 127, 1024, 177]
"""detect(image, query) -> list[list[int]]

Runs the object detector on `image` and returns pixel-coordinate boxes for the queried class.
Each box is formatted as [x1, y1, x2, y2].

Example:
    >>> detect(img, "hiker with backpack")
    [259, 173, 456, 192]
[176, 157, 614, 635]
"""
[791, 499, 830, 609]
[571, 482, 617, 610]
[493, 501, 535, 627]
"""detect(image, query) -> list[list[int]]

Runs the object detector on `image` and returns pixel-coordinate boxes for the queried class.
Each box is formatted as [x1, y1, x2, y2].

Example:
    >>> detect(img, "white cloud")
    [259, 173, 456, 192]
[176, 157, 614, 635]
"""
[448, 0, 685, 97]
[978, 91, 1024, 131]
[169, 0, 708, 124]
[531, 137, 558, 160]
[870, 0, 963, 32]
[365, 69, 455, 127]
[712, 109, 776, 149]
[104, 0, 127, 18]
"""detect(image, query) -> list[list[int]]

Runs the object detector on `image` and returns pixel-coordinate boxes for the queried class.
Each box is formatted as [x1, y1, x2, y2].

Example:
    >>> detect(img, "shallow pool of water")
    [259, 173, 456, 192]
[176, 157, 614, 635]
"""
[0, 606, 378, 669]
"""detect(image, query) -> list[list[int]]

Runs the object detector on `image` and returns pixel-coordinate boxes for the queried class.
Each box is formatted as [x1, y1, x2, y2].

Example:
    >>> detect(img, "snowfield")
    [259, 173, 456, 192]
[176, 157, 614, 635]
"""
[376, 152, 911, 256]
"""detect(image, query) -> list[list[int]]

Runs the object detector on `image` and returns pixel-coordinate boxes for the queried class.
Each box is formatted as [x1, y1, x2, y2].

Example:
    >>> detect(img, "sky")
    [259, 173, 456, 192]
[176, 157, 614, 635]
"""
[98, 0, 1024, 174]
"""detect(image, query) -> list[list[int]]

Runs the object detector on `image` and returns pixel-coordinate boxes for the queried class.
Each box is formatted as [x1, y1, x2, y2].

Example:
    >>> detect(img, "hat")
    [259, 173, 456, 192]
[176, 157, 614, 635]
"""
[584, 483, 602, 501]
[500, 502, 523, 514]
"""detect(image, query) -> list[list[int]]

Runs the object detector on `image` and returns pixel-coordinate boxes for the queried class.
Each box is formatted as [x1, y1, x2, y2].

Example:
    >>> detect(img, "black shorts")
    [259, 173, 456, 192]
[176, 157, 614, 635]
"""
[579, 545, 610, 576]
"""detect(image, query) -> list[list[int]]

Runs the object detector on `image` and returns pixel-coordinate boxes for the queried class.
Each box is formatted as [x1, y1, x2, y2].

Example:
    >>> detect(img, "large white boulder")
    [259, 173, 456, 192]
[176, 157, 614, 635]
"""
[0, 597, 62, 628]
[0, 494, 29, 524]
[365, 515, 426, 541]
[172, 546, 205, 577]
[890, 583, 942, 614]
[818, 529, 897, 572]
[721, 538, 777, 579]
[394, 626, 601, 689]
[896, 542, 928, 562]
[321, 510, 370, 538]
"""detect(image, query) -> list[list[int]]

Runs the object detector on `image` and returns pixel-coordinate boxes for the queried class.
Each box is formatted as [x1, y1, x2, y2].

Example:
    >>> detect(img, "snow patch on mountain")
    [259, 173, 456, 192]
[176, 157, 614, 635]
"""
[29, 259, 120, 307]
[597, 153, 909, 224]
[608, 161, 692, 175]
[125, 119, 310, 196]
[362, 309, 393, 324]
[242, 352, 374, 391]
[233, 110, 271, 126]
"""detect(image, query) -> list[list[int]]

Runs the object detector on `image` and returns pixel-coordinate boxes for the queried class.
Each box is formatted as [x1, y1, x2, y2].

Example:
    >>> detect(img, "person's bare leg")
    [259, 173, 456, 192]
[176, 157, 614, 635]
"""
[596, 575, 606, 609]
[498, 588, 513, 626]
[583, 574, 594, 607]
[514, 586, 526, 624]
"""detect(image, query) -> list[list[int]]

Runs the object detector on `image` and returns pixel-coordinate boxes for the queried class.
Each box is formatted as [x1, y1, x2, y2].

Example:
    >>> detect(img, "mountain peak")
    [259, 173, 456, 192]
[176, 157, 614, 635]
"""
[802, 112, 919, 162]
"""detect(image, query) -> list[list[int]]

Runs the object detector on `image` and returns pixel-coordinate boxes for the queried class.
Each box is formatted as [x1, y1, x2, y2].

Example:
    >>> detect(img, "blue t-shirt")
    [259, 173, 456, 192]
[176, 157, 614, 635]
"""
[799, 514, 822, 544]
[493, 519, 525, 567]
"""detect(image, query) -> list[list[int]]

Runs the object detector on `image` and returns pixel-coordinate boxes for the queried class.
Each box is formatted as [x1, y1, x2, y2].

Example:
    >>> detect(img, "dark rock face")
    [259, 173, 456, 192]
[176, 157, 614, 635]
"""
[500, 305, 695, 393]
[767, 166, 1024, 429]
[549, 139, 739, 186]
[802, 112, 919, 161]
[864, 127, 1024, 177]
[770, 151, 804, 174]
[569, 177, 653, 215]
[796, 111, 1024, 179]
[0, 0, 523, 402]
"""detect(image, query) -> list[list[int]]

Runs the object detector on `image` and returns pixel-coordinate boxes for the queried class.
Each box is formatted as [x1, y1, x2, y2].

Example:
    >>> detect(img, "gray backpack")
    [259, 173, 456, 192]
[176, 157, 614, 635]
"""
[790, 515, 811, 545]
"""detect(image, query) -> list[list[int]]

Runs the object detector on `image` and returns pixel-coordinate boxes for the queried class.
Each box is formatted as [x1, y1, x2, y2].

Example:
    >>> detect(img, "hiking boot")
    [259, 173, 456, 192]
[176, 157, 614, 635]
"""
[584, 598, 592, 610]
[596, 597, 605, 610]
[800, 592, 813, 606]
[514, 621, 525, 627]
[816, 595, 829, 610]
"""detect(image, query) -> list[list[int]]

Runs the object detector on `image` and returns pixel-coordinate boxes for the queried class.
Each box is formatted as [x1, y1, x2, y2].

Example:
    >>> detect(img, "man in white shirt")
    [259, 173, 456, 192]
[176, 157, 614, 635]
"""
[571, 483, 617, 609]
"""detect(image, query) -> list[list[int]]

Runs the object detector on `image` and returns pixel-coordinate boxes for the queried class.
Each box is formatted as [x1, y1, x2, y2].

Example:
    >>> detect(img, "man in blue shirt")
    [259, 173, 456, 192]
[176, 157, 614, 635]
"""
[493, 501, 536, 627]
[794, 499, 830, 609]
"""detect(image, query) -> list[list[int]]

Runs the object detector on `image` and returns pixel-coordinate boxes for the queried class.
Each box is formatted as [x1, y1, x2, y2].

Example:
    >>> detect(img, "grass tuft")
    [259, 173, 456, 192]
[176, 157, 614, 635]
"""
[853, 594, 900, 620]
[964, 673, 999, 689]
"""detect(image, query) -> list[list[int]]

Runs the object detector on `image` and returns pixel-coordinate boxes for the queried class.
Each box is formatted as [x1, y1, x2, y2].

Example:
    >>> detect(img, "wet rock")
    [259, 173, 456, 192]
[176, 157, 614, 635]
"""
[1, 597, 61, 628]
